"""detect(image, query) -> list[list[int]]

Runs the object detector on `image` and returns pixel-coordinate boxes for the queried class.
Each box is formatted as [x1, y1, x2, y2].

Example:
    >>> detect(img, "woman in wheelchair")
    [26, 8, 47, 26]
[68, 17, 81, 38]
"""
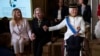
[44, 4, 85, 56]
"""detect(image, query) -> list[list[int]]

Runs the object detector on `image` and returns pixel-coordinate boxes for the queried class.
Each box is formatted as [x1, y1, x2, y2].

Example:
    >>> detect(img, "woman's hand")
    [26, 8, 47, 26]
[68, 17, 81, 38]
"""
[74, 26, 81, 36]
[77, 26, 80, 31]
[20, 35, 26, 40]
[30, 33, 35, 41]
[43, 25, 48, 32]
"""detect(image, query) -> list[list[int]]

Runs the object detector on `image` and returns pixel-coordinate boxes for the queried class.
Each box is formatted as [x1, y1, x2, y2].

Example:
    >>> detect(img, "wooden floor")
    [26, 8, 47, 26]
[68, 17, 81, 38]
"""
[23, 38, 63, 56]
[89, 40, 100, 56]
[22, 39, 100, 56]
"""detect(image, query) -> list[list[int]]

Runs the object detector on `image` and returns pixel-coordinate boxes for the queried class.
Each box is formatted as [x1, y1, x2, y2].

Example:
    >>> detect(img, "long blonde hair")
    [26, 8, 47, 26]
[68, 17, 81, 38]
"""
[11, 8, 23, 26]
[33, 7, 44, 18]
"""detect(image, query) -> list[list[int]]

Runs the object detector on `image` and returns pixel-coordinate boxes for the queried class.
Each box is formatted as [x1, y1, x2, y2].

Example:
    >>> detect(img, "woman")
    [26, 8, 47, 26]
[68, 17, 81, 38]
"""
[9, 8, 35, 56]
[0, 33, 15, 56]
[45, 4, 85, 56]
[78, 0, 91, 24]
[52, 0, 69, 24]
[52, 0, 69, 37]
[31, 7, 51, 56]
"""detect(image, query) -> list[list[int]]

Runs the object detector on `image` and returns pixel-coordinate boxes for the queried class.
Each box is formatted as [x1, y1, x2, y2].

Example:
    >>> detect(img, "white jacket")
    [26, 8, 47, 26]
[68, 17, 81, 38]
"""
[9, 19, 32, 42]
[49, 16, 85, 40]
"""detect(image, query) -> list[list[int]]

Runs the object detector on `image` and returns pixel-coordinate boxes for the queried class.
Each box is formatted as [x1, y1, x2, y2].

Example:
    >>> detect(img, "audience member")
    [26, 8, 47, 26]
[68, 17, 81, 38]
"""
[31, 7, 51, 56]
[9, 8, 35, 56]
[0, 33, 15, 56]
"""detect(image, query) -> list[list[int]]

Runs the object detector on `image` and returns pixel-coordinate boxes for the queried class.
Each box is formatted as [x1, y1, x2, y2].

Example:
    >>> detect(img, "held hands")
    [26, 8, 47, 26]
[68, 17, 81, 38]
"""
[19, 34, 35, 41]
[43, 25, 48, 32]
[55, 18, 58, 22]
[30, 33, 35, 41]
[55, 18, 60, 22]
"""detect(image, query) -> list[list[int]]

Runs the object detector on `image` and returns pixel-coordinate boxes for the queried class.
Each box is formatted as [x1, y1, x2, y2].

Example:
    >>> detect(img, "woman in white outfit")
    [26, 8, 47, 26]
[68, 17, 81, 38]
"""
[94, 5, 100, 40]
[44, 4, 85, 56]
[9, 8, 35, 56]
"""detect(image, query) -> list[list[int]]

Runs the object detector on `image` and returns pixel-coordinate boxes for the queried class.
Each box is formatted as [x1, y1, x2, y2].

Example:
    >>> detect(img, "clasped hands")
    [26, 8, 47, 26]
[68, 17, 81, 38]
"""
[30, 25, 49, 41]
[19, 34, 35, 41]
[30, 33, 36, 41]
[42, 25, 48, 32]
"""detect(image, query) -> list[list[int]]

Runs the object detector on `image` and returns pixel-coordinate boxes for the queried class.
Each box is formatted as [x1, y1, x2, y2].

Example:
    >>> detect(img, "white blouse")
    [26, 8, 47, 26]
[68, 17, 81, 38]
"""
[49, 16, 85, 40]
[57, 9, 62, 20]
[9, 19, 32, 41]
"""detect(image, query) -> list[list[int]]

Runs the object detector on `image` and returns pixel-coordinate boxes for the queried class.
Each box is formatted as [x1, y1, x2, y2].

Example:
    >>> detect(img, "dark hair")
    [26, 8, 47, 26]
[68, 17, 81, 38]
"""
[0, 33, 11, 46]
[83, 0, 88, 5]
[1, 17, 9, 23]
[69, 3, 78, 8]
[57, 0, 64, 8]
[12, 8, 22, 14]
[2, 17, 8, 20]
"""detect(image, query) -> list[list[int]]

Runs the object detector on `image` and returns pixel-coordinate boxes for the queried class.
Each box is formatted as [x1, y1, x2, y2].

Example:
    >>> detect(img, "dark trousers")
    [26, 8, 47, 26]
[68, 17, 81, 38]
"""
[66, 35, 83, 56]
[33, 38, 50, 56]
